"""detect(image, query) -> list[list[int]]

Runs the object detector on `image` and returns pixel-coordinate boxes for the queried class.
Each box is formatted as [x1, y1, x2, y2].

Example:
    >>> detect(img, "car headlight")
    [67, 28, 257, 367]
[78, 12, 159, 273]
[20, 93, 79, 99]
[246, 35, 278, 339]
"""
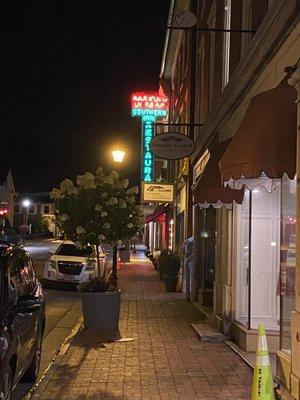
[48, 260, 56, 269]
[85, 260, 96, 271]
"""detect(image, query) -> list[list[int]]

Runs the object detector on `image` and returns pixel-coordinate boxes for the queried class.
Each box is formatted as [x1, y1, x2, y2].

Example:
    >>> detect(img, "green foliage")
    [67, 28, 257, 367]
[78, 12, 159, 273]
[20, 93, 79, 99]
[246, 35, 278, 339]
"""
[28, 214, 50, 234]
[157, 250, 181, 280]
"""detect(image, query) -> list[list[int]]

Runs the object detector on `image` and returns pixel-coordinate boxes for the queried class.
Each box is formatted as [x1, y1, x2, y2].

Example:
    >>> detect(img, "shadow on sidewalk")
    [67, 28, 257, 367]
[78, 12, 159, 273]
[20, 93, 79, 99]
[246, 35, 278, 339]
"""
[42, 328, 132, 399]
[72, 327, 123, 347]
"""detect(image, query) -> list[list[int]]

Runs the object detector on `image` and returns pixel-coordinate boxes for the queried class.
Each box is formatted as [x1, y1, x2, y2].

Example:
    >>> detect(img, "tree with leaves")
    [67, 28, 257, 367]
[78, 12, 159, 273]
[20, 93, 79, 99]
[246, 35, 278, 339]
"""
[51, 167, 144, 288]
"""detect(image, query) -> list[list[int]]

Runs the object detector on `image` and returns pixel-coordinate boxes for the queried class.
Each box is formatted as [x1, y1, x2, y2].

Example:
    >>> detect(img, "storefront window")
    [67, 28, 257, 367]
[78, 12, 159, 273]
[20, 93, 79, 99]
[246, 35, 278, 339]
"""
[250, 181, 280, 330]
[280, 176, 296, 354]
[236, 182, 281, 330]
[236, 189, 250, 328]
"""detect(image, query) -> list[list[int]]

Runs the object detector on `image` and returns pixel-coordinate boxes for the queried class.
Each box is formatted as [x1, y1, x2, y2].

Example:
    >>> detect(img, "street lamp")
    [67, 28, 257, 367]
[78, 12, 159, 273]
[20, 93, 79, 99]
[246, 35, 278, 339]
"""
[112, 149, 125, 164]
[22, 199, 31, 225]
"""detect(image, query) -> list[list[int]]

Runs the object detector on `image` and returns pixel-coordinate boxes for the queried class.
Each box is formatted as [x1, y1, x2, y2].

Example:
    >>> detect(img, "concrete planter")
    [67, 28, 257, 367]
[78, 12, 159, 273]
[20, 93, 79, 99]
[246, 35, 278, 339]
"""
[80, 290, 121, 333]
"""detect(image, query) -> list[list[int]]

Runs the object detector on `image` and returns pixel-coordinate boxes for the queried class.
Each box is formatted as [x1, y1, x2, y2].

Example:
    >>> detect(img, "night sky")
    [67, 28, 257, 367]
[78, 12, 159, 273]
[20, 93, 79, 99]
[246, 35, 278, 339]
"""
[0, 1, 169, 192]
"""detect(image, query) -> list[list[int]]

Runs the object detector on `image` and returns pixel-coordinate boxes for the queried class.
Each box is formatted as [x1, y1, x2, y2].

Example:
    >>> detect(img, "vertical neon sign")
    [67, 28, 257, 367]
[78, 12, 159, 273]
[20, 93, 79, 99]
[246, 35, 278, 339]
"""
[131, 92, 169, 182]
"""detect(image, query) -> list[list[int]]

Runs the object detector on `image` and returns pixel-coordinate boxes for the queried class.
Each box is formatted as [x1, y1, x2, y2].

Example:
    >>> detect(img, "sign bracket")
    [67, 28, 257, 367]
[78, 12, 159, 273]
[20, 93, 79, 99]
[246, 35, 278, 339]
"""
[154, 122, 203, 127]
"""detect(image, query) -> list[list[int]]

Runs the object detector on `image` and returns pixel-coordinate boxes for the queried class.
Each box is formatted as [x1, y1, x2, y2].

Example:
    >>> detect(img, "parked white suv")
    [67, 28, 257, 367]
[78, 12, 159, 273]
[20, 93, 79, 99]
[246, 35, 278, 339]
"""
[44, 241, 106, 284]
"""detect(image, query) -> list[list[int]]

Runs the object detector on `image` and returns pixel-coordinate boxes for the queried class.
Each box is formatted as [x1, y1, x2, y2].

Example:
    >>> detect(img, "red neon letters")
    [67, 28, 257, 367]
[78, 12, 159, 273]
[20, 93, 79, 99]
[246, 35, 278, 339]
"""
[131, 92, 169, 111]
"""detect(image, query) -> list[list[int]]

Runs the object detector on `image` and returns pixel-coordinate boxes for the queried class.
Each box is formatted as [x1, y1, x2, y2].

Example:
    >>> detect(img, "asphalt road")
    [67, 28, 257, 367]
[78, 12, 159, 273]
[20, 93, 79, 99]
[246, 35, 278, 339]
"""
[13, 239, 82, 399]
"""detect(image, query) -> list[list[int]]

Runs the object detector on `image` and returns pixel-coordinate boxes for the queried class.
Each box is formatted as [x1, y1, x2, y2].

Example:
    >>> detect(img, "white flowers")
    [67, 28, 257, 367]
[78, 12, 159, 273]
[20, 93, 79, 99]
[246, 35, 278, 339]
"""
[76, 172, 96, 189]
[127, 223, 133, 228]
[126, 186, 139, 195]
[76, 226, 86, 235]
[110, 170, 119, 179]
[94, 204, 102, 211]
[121, 179, 129, 188]
[103, 176, 114, 185]
[60, 213, 69, 222]
[100, 211, 108, 217]
[60, 179, 77, 195]
[105, 197, 118, 206]
[50, 188, 64, 200]
[117, 240, 123, 246]
[119, 198, 127, 209]
[102, 223, 110, 229]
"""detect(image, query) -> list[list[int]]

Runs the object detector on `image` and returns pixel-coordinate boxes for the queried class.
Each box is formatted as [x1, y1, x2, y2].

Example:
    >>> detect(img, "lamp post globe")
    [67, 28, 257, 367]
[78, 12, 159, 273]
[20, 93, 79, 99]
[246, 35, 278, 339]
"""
[22, 199, 30, 208]
[112, 149, 125, 164]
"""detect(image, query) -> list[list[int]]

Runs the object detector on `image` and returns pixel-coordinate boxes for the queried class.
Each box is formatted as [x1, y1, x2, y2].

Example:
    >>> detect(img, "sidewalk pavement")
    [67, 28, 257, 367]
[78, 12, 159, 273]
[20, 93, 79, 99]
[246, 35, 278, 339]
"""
[31, 253, 252, 400]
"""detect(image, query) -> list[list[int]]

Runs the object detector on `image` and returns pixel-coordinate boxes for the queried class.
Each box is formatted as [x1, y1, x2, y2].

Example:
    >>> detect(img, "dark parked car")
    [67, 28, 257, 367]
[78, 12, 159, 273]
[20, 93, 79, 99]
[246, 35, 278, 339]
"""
[0, 243, 45, 400]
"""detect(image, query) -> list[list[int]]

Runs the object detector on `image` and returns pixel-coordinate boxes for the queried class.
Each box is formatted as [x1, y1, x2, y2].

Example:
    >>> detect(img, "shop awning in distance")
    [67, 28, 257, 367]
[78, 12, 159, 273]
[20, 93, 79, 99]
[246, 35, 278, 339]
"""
[146, 203, 170, 223]
[219, 78, 297, 189]
[193, 139, 244, 207]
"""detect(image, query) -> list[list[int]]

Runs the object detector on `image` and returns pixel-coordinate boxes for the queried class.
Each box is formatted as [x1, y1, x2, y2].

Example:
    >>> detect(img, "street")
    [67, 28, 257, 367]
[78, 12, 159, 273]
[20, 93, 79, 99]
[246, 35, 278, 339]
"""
[13, 239, 82, 399]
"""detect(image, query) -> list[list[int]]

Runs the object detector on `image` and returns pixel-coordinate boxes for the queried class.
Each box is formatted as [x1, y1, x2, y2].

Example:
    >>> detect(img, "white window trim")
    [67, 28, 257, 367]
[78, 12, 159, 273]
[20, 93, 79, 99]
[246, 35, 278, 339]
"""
[42, 203, 52, 215]
[222, 0, 232, 89]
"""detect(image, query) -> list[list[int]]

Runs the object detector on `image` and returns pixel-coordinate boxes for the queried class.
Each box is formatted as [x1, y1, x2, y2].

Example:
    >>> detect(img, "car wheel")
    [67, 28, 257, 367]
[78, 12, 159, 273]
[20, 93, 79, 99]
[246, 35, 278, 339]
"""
[0, 364, 13, 400]
[21, 334, 42, 383]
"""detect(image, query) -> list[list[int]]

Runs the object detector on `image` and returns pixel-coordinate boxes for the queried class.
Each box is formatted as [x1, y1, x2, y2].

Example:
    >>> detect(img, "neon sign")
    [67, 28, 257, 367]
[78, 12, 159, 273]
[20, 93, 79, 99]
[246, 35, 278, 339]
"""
[131, 92, 169, 112]
[131, 91, 169, 182]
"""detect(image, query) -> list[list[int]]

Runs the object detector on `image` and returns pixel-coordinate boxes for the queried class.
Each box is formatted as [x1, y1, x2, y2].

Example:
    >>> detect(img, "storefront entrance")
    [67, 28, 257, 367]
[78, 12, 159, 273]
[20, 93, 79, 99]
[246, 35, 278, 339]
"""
[236, 182, 280, 331]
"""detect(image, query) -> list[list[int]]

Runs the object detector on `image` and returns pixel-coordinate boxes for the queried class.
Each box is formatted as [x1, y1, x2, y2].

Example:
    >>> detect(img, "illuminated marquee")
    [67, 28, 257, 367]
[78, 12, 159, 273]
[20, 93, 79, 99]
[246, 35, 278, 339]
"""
[131, 91, 169, 183]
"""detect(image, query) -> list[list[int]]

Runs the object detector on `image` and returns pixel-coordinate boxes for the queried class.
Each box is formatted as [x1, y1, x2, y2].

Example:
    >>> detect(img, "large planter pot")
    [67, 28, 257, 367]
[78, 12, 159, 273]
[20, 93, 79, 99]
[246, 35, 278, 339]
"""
[163, 278, 177, 292]
[80, 290, 121, 333]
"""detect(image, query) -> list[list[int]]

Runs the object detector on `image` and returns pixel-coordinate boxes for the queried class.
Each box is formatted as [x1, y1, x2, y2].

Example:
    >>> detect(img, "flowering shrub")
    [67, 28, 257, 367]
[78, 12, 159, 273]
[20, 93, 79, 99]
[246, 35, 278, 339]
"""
[51, 167, 144, 287]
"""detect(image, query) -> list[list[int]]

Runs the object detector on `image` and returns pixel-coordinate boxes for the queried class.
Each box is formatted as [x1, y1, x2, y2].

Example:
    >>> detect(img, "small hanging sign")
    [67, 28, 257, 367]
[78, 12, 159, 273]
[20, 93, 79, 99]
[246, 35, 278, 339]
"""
[150, 132, 195, 160]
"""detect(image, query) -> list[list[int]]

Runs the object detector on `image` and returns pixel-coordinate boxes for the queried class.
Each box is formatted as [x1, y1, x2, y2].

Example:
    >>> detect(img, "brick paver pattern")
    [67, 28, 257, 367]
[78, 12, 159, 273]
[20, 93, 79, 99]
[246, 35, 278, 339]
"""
[34, 255, 252, 399]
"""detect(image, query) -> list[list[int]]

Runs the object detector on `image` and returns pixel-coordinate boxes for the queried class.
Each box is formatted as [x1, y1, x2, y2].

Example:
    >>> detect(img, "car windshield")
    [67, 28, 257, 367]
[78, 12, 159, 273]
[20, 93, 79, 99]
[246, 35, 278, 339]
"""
[55, 244, 94, 257]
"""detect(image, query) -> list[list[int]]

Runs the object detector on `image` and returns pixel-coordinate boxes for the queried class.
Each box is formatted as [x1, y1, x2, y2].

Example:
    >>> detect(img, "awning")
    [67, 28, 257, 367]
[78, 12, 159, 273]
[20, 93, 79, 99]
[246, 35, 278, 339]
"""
[219, 78, 297, 190]
[193, 139, 244, 208]
[146, 204, 170, 223]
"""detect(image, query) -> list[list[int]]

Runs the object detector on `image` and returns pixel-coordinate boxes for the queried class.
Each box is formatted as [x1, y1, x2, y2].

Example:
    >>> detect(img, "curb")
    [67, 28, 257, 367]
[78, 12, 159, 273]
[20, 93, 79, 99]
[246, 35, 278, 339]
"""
[24, 317, 83, 399]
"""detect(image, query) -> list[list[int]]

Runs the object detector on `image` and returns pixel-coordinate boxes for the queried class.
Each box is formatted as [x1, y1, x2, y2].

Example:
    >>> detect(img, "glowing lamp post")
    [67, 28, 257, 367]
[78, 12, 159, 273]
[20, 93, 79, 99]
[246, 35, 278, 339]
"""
[112, 149, 125, 164]
[22, 199, 31, 225]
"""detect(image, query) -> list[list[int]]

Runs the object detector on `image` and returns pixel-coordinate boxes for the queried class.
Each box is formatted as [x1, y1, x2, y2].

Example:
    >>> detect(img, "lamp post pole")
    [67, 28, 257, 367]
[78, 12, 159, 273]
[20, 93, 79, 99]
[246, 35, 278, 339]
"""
[22, 200, 30, 225]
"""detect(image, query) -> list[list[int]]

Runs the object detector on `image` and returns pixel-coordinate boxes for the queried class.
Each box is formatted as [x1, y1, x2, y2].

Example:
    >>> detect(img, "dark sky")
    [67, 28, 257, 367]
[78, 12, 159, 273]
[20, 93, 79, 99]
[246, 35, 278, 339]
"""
[0, 1, 169, 192]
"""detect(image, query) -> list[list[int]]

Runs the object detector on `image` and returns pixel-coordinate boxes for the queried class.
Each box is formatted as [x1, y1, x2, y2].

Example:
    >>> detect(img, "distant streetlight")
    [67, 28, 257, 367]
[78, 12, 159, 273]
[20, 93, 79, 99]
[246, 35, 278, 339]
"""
[22, 199, 30, 208]
[22, 199, 31, 225]
[112, 149, 125, 163]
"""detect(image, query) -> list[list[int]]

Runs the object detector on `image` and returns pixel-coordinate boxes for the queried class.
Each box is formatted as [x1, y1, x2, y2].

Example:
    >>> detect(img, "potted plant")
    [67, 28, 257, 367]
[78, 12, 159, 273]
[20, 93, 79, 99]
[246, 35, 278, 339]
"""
[51, 167, 144, 333]
[157, 250, 181, 292]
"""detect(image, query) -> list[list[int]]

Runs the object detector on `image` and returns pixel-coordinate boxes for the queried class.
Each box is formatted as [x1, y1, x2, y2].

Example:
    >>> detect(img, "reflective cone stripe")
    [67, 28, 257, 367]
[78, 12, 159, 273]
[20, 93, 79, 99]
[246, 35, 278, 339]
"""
[255, 355, 270, 367]
[251, 324, 275, 400]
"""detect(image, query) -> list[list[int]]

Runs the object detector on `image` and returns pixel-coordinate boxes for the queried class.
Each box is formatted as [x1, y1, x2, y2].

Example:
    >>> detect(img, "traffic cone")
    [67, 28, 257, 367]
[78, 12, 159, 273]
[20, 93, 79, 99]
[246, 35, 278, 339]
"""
[251, 324, 275, 400]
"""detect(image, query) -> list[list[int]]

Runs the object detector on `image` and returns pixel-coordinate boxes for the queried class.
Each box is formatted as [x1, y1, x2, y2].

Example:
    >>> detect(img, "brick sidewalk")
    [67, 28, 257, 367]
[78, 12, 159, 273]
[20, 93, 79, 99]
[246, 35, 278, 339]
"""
[32, 254, 252, 400]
